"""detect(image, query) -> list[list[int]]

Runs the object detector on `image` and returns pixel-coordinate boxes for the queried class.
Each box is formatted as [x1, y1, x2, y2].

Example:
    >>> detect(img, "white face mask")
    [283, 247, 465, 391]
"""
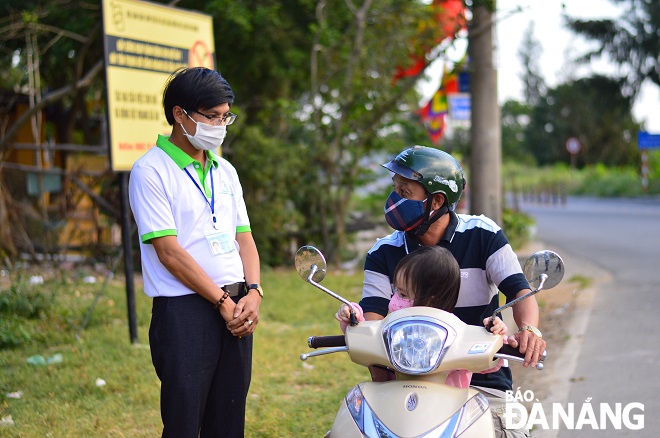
[181, 111, 227, 151]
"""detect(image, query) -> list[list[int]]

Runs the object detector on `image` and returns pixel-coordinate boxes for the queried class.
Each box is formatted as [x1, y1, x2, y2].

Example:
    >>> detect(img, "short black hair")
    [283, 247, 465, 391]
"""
[162, 67, 235, 125]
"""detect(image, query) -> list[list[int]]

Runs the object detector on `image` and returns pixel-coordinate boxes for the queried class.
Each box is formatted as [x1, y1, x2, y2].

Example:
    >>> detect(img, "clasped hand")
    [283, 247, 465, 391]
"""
[225, 293, 261, 337]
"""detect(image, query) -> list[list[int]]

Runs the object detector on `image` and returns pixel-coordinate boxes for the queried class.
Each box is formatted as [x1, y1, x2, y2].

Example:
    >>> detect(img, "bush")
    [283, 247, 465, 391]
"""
[501, 208, 534, 250]
[0, 280, 55, 319]
[0, 317, 31, 349]
[572, 164, 646, 197]
[504, 161, 660, 198]
[0, 275, 56, 349]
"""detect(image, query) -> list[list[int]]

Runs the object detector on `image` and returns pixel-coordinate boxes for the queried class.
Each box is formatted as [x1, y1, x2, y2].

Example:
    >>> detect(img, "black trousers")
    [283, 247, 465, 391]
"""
[150, 293, 253, 438]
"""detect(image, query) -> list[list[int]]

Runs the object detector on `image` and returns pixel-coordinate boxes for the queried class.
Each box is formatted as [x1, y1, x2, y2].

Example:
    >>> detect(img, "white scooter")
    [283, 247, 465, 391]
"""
[295, 245, 564, 438]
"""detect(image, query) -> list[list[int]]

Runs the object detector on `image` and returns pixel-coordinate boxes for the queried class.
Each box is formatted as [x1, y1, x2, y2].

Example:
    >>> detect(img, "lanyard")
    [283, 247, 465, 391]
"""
[184, 164, 217, 227]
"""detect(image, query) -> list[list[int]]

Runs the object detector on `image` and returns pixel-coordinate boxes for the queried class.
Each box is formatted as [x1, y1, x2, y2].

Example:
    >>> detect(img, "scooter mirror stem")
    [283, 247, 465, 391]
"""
[307, 264, 319, 283]
[536, 273, 548, 292]
[491, 273, 548, 319]
[307, 264, 358, 325]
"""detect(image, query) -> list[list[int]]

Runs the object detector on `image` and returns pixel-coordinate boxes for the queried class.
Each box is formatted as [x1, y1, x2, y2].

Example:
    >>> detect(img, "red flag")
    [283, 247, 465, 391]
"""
[392, 0, 466, 84]
[392, 57, 427, 83]
[432, 0, 467, 39]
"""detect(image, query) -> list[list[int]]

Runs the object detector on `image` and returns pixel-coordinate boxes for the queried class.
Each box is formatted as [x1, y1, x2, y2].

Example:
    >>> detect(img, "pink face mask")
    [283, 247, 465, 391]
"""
[388, 291, 414, 313]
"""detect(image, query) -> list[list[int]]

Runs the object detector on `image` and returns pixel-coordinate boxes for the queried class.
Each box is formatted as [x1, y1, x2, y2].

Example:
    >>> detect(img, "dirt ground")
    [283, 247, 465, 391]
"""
[507, 242, 602, 412]
[508, 276, 583, 400]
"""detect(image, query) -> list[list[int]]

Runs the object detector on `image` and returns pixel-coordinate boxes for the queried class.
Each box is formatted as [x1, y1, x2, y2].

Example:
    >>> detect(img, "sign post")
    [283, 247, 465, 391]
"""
[565, 137, 581, 168]
[637, 131, 660, 192]
[641, 150, 648, 192]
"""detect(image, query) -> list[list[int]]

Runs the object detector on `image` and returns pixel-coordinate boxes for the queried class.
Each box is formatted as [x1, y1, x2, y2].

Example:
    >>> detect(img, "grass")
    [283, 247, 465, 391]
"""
[503, 159, 660, 198]
[567, 274, 592, 290]
[0, 266, 370, 437]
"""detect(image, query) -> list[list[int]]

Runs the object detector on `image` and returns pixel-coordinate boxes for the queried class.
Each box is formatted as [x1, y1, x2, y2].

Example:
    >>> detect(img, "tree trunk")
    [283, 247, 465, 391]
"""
[0, 178, 18, 262]
[468, 2, 501, 224]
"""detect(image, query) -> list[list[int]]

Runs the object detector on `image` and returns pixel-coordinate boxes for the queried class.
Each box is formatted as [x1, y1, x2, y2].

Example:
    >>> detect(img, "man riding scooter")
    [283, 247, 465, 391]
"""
[359, 145, 546, 437]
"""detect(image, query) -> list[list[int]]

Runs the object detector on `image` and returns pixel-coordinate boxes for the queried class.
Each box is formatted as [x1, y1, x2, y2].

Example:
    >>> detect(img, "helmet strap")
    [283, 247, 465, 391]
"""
[414, 197, 449, 236]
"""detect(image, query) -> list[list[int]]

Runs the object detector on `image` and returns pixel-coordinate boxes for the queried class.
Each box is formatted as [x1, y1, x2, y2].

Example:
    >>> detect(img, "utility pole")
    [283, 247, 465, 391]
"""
[468, 1, 501, 225]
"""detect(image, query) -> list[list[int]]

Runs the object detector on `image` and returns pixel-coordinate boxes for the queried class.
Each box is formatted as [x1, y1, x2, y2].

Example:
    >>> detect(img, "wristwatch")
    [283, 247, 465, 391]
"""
[519, 325, 542, 338]
[247, 283, 264, 298]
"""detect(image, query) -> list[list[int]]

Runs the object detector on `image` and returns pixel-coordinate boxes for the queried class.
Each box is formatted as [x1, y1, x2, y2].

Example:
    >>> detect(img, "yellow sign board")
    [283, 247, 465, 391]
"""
[102, 0, 215, 171]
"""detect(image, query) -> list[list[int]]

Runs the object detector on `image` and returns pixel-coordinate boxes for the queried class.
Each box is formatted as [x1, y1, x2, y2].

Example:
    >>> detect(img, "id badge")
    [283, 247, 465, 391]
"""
[206, 230, 236, 255]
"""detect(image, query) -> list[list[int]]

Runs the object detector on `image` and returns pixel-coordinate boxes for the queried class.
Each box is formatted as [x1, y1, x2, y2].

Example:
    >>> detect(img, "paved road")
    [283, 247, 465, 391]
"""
[520, 196, 660, 437]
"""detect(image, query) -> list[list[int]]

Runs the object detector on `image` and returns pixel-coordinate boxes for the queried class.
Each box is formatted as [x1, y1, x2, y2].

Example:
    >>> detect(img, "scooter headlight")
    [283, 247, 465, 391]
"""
[383, 317, 456, 374]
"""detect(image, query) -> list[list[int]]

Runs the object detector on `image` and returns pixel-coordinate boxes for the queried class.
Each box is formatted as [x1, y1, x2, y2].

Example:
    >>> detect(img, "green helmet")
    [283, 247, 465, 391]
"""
[382, 145, 466, 210]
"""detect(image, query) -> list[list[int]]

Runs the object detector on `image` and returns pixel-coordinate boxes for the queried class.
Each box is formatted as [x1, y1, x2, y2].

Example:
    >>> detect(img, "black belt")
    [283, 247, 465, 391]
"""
[222, 282, 246, 297]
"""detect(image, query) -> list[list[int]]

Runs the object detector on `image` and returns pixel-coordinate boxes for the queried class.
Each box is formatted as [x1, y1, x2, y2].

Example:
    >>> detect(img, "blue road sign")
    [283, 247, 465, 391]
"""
[638, 131, 660, 149]
[448, 94, 470, 121]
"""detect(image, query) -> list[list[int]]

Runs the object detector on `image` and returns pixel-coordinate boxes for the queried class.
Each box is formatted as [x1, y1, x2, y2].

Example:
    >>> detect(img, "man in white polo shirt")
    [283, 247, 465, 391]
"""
[128, 67, 262, 438]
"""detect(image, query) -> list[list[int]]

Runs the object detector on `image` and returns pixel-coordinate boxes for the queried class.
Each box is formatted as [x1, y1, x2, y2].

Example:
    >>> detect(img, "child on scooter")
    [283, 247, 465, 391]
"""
[335, 245, 510, 387]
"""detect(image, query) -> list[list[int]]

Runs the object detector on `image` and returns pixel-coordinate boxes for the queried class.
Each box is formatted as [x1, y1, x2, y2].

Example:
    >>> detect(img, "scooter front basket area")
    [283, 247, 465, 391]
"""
[330, 381, 494, 437]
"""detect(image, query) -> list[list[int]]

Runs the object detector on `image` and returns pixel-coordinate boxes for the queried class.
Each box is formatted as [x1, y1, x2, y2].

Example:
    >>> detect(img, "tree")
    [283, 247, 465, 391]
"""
[500, 99, 535, 165]
[524, 75, 640, 167]
[0, 1, 106, 146]
[517, 22, 545, 106]
[469, 0, 501, 223]
[0, 0, 107, 262]
[201, 0, 454, 262]
[499, 23, 544, 167]
[0, 0, 465, 266]
[564, 0, 660, 98]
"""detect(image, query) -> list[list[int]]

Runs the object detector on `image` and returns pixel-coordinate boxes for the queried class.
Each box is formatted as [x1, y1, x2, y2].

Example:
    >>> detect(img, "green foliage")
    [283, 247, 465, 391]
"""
[163, 0, 443, 264]
[517, 22, 546, 106]
[568, 274, 592, 289]
[0, 277, 54, 319]
[571, 164, 645, 197]
[0, 274, 55, 349]
[500, 100, 537, 165]
[5, 0, 652, 272]
[0, 317, 31, 349]
[230, 119, 308, 266]
[501, 208, 534, 251]
[504, 160, 660, 198]
[564, 0, 660, 96]
[0, 0, 106, 143]
[524, 75, 640, 167]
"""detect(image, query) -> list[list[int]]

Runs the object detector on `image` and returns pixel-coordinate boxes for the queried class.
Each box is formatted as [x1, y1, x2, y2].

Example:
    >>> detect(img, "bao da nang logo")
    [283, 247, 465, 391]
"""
[504, 388, 645, 430]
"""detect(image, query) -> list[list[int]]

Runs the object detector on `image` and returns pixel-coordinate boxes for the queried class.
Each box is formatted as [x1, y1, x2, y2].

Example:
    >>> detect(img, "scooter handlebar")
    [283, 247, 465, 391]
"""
[495, 344, 547, 370]
[308, 335, 347, 349]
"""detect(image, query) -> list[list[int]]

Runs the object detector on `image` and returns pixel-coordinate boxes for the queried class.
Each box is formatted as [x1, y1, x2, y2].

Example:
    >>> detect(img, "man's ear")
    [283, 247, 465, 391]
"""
[172, 106, 186, 124]
[432, 193, 445, 209]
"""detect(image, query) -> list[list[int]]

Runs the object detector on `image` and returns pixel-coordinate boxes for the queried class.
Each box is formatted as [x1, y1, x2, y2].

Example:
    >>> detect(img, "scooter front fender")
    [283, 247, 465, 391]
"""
[329, 381, 495, 437]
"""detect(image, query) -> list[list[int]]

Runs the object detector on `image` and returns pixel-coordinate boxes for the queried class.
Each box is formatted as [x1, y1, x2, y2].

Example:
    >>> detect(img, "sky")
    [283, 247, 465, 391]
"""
[421, 0, 660, 133]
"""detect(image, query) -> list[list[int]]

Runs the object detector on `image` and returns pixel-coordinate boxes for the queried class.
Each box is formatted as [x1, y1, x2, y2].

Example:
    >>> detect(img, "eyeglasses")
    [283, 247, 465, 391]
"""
[193, 110, 237, 126]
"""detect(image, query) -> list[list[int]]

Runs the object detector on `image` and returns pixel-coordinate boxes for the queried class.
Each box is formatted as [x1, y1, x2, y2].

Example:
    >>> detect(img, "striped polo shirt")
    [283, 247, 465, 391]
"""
[359, 211, 531, 391]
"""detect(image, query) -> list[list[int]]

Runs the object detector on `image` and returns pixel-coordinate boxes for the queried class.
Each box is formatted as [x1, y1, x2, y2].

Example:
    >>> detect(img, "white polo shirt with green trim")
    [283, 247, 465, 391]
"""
[128, 135, 251, 298]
